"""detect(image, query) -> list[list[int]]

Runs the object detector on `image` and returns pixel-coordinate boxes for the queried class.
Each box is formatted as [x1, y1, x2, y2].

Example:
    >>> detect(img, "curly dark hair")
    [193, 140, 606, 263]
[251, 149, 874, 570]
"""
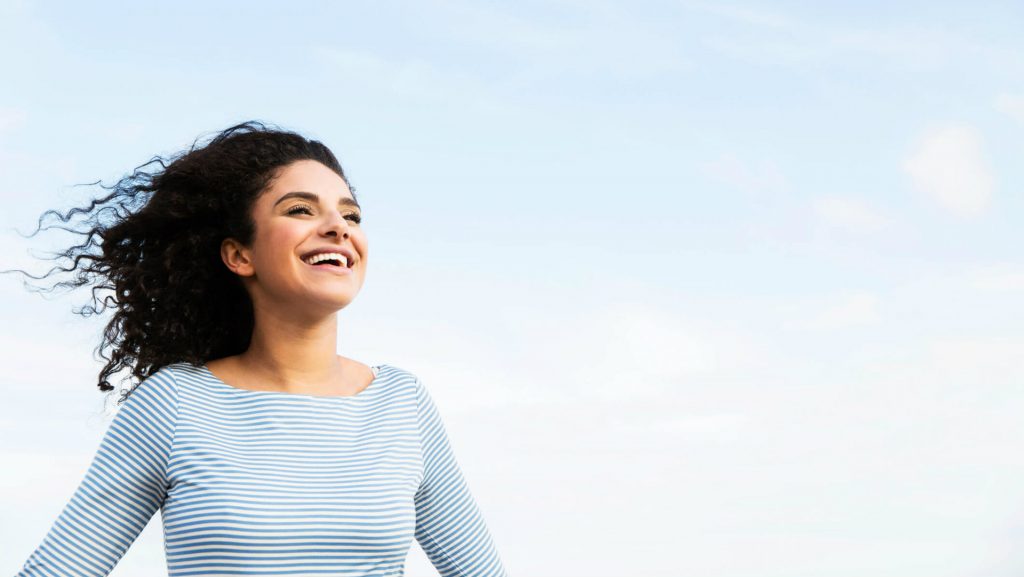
[0, 120, 353, 404]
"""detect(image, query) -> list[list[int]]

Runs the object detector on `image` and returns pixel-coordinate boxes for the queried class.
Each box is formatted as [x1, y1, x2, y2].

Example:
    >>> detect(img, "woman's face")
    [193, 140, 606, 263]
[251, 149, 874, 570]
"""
[222, 159, 367, 317]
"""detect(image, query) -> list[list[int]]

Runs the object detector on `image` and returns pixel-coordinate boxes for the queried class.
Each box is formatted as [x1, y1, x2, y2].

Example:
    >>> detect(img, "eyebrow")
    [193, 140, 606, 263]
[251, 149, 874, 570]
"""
[273, 191, 361, 210]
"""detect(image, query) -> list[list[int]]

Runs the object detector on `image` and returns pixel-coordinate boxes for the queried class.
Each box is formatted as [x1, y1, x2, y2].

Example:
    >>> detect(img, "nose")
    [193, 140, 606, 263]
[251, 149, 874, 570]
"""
[320, 210, 351, 238]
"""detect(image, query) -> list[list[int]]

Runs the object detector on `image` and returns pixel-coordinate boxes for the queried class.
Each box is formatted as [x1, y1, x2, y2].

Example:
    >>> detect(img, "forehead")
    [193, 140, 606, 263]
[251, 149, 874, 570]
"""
[263, 160, 353, 201]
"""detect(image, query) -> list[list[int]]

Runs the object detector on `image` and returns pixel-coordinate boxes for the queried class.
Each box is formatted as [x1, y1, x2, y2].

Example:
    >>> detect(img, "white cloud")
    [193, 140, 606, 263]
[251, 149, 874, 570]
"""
[995, 92, 1024, 125]
[490, 298, 770, 405]
[695, 7, 1023, 74]
[927, 336, 1024, 380]
[903, 123, 994, 218]
[702, 154, 788, 193]
[969, 263, 1024, 293]
[830, 26, 979, 70]
[812, 195, 891, 233]
[614, 411, 748, 440]
[0, 107, 27, 134]
[782, 291, 882, 331]
[312, 47, 488, 104]
[417, 0, 690, 79]
[0, 332, 101, 392]
[685, 1, 794, 29]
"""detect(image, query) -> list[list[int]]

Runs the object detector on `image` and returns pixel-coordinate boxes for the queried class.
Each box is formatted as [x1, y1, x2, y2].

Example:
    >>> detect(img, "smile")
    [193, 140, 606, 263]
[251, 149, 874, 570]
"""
[302, 258, 354, 275]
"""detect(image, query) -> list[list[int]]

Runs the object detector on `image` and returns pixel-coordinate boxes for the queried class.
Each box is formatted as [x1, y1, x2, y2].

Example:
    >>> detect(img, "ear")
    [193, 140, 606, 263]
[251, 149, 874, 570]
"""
[220, 237, 255, 277]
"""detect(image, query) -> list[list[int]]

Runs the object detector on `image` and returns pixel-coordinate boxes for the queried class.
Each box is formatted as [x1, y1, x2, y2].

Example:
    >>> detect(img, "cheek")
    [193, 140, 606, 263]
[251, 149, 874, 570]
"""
[265, 225, 304, 251]
[258, 230, 303, 271]
[353, 232, 369, 254]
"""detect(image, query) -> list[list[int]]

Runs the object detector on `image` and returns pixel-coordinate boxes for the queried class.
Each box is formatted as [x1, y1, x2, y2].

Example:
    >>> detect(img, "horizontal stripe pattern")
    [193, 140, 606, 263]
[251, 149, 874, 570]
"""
[16, 362, 509, 576]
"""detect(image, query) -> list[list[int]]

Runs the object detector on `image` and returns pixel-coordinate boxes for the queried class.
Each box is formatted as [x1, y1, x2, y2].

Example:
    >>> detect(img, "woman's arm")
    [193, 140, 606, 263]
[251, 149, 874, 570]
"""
[15, 368, 179, 576]
[414, 375, 510, 577]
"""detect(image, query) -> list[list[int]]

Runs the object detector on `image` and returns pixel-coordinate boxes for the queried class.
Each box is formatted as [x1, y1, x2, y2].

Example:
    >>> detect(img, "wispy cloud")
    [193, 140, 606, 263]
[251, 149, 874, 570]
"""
[782, 291, 882, 331]
[903, 123, 994, 218]
[684, 1, 794, 29]
[829, 25, 994, 70]
[812, 195, 892, 233]
[995, 92, 1024, 125]
[312, 47, 495, 106]
[0, 107, 27, 135]
[692, 4, 1022, 72]
[925, 336, 1024, 386]
[613, 411, 748, 440]
[968, 263, 1024, 293]
[701, 153, 788, 194]
[416, 0, 690, 80]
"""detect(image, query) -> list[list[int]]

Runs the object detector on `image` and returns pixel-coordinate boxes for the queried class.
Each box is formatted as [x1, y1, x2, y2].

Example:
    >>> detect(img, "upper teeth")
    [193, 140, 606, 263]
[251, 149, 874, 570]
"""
[303, 252, 349, 267]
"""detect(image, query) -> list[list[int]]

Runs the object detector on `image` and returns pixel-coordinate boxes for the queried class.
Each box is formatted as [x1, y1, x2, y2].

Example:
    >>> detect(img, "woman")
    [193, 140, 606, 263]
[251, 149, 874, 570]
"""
[8, 121, 510, 576]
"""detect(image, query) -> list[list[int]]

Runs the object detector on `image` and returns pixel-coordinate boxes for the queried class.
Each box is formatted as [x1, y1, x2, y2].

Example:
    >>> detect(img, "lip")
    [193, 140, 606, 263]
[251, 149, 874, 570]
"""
[299, 247, 356, 268]
[303, 259, 354, 275]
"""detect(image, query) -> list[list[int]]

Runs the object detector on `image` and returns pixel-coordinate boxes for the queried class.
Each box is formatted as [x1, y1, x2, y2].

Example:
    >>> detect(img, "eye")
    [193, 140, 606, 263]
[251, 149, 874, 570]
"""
[287, 204, 362, 224]
[286, 204, 314, 216]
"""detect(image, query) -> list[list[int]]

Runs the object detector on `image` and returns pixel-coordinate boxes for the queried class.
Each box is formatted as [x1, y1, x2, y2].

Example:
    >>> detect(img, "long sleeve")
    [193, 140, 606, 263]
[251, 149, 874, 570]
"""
[413, 376, 509, 577]
[16, 368, 179, 577]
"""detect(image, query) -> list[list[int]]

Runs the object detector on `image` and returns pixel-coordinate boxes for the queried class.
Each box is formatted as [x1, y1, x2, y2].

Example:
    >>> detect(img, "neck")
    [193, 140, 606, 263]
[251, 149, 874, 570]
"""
[239, 306, 342, 390]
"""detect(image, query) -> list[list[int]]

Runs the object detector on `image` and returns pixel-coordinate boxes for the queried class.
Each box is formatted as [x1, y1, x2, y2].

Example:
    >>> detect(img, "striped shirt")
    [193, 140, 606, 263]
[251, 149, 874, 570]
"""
[16, 362, 509, 576]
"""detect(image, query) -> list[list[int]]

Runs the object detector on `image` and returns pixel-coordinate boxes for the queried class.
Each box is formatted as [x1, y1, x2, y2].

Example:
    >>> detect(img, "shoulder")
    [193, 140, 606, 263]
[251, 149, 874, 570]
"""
[136, 362, 186, 391]
[375, 363, 420, 386]
[132, 361, 201, 400]
[374, 364, 433, 402]
[151, 361, 197, 387]
[114, 363, 183, 417]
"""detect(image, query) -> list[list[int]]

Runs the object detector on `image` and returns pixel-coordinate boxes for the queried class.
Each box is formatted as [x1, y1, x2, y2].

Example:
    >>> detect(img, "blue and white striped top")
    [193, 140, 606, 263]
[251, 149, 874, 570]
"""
[16, 362, 509, 576]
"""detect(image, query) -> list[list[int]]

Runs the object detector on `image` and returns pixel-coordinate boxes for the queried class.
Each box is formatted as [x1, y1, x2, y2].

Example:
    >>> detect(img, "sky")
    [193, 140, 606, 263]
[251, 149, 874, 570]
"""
[1, 1, 1023, 575]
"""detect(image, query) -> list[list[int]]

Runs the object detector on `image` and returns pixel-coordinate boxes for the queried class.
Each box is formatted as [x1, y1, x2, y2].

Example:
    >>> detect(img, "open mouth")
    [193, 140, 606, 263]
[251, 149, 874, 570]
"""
[301, 256, 354, 273]
[309, 258, 345, 267]
[299, 254, 356, 274]
[301, 252, 353, 267]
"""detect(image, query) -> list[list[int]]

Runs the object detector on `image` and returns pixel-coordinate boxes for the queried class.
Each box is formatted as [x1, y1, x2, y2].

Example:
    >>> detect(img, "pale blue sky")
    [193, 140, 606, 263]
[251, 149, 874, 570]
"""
[2, 1, 1024, 576]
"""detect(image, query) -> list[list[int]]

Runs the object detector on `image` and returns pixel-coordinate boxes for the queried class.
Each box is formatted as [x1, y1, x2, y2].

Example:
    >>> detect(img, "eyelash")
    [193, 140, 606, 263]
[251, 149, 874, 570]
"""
[287, 204, 362, 223]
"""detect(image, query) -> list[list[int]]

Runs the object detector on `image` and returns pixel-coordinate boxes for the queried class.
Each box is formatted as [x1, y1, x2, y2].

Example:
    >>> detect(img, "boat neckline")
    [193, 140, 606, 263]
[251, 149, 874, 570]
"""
[197, 363, 385, 401]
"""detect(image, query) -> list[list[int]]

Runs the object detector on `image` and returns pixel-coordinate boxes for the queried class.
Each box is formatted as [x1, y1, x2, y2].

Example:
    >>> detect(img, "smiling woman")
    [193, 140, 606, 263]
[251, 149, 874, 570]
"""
[1, 121, 510, 576]
[218, 158, 370, 326]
